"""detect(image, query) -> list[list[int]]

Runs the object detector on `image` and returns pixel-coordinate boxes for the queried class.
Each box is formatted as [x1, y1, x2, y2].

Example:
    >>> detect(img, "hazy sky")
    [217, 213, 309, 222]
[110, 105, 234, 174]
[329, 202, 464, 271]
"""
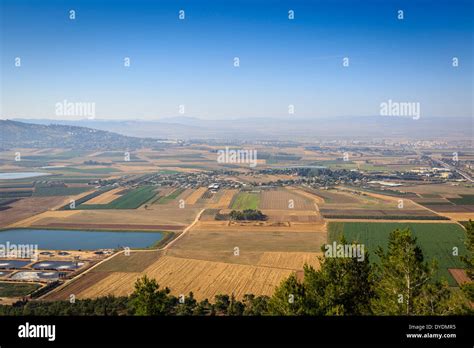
[1, 0, 472, 120]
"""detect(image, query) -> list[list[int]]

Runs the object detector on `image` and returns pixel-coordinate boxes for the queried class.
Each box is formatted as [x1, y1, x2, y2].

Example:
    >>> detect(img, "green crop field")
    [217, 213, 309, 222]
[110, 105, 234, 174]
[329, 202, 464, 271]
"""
[328, 222, 467, 286]
[77, 186, 157, 209]
[21, 150, 86, 161]
[0, 282, 41, 297]
[231, 192, 260, 210]
[153, 188, 185, 204]
[33, 186, 91, 197]
[448, 195, 474, 205]
[0, 183, 34, 189]
[0, 190, 33, 198]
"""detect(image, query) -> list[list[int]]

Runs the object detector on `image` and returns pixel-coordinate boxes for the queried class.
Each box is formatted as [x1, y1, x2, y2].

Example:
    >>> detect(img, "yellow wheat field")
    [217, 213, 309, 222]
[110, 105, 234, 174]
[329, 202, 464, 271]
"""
[184, 187, 207, 205]
[209, 189, 238, 208]
[219, 189, 239, 207]
[78, 272, 140, 298]
[79, 256, 294, 300]
[82, 188, 124, 205]
[7, 210, 81, 228]
[256, 252, 321, 270]
[439, 212, 474, 221]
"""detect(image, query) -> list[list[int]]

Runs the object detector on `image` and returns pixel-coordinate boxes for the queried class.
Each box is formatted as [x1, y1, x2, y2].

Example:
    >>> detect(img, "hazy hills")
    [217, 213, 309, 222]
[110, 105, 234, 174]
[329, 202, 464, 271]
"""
[0, 120, 161, 150]
[11, 116, 473, 142]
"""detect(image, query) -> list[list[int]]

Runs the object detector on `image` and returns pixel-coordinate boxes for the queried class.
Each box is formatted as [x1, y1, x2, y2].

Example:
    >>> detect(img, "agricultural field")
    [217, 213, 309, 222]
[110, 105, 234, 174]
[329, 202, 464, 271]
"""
[46, 201, 327, 302]
[0, 188, 33, 199]
[413, 189, 474, 215]
[46, 166, 121, 174]
[298, 186, 442, 220]
[0, 196, 72, 228]
[0, 282, 41, 298]
[20, 206, 199, 231]
[320, 209, 446, 220]
[398, 183, 473, 196]
[439, 213, 474, 223]
[328, 221, 467, 286]
[198, 189, 226, 205]
[259, 188, 314, 210]
[198, 189, 238, 209]
[235, 174, 295, 184]
[45, 272, 113, 301]
[167, 222, 326, 267]
[54, 256, 297, 301]
[74, 186, 157, 209]
[231, 192, 260, 210]
[0, 198, 20, 211]
[92, 251, 162, 272]
[255, 252, 321, 270]
[82, 187, 124, 205]
[184, 187, 207, 205]
[445, 194, 474, 205]
[32, 185, 91, 197]
[213, 189, 238, 208]
[303, 188, 361, 204]
[2, 142, 472, 306]
[262, 210, 322, 223]
[152, 188, 186, 205]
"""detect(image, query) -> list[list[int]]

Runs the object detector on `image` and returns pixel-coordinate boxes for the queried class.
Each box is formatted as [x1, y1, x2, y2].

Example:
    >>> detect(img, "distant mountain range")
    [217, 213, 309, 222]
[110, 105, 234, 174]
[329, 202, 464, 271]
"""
[0, 120, 162, 150]
[9, 116, 473, 142]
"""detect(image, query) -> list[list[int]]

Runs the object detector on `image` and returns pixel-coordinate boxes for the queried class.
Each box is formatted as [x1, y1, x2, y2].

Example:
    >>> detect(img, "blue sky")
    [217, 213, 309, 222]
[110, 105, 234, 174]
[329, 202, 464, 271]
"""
[1, 0, 472, 119]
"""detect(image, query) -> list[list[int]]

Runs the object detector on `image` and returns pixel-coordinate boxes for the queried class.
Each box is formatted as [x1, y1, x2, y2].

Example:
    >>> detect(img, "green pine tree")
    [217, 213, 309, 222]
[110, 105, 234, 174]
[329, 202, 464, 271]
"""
[371, 228, 460, 315]
[461, 220, 474, 303]
[267, 274, 305, 315]
[304, 239, 373, 315]
[174, 292, 197, 315]
[130, 275, 172, 315]
[227, 294, 245, 315]
[242, 294, 269, 316]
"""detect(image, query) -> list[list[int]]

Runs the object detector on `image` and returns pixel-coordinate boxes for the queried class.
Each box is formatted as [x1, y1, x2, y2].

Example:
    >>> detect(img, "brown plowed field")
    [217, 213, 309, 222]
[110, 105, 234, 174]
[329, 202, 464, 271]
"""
[2, 197, 75, 228]
[320, 209, 438, 217]
[448, 268, 470, 286]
